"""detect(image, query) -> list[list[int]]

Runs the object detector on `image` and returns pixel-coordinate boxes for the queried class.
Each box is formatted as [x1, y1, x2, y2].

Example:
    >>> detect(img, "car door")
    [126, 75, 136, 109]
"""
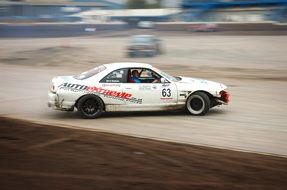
[121, 68, 178, 111]
[99, 68, 129, 111]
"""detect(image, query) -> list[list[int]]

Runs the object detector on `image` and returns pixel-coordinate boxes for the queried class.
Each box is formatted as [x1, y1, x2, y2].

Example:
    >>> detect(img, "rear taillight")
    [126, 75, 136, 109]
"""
[50, 83, 56, 93]
[220, 90, 230, 103]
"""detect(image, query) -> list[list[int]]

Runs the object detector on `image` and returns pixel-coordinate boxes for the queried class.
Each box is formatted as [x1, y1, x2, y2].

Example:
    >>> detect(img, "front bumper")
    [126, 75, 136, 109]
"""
[219, 90, 230, 104]
[211, 90, 230, 107]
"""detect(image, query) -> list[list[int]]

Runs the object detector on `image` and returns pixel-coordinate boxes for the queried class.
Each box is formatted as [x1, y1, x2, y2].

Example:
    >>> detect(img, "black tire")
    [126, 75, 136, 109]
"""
[77, 95, 104, 119]
[186, 92, 210, 116]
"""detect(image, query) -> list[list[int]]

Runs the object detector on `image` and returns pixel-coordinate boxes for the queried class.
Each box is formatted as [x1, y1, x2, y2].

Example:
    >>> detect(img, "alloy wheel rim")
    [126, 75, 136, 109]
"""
[82, 99, 99, 115]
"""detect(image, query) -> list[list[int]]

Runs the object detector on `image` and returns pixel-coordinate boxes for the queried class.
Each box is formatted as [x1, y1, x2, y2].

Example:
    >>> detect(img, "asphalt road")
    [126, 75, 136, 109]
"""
[1, 65, 286, 157]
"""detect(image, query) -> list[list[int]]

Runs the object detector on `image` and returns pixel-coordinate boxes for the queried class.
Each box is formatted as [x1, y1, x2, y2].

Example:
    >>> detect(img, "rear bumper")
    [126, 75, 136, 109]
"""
[48, 91, 74, 111]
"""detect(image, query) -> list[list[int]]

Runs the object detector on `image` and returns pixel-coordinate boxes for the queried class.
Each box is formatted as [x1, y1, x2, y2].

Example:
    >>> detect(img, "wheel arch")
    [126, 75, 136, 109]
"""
[186, 90, 213, 103]
[186, 90, 220, 108]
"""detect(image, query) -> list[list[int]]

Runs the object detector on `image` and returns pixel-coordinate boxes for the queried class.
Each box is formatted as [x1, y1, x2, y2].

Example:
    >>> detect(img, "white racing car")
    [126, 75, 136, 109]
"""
[48, 62, 230, 118]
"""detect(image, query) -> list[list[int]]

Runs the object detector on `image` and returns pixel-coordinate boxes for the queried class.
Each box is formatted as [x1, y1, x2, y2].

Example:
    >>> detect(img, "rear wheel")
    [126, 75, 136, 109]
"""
[186, 92, 210, 116]
[77, 95, 104, 119]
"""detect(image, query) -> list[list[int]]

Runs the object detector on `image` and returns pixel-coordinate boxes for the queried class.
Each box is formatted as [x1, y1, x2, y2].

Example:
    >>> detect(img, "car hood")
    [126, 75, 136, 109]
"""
[175, 76, 227, 95]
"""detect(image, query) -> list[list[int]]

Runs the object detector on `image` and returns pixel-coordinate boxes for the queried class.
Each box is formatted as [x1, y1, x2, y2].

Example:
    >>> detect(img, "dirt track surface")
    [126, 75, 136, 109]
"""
[0, 117, 287, 190]
[0, 35, 287, 157]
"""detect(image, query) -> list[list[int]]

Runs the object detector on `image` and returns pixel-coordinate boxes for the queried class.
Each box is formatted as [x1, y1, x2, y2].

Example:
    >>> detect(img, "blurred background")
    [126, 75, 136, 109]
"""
[0, 0, 287, 37]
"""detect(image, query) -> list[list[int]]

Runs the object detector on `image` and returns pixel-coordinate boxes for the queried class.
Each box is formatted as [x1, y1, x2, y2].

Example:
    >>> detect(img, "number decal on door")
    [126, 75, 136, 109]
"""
[162, 88, 171, 97]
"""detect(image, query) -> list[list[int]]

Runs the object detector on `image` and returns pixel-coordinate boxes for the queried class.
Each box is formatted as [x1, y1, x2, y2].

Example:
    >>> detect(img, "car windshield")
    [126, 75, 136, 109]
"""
[74, 65, 106, 80]
[130, 36, 152, 44]
[153, 67, 179, 82]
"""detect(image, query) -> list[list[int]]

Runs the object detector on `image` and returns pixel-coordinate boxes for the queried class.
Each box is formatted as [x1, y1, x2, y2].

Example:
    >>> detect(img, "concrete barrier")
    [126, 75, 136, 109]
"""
[155, 22, 287, 31]
[1, 21, 286, 37]
[0, 23, 128, 37]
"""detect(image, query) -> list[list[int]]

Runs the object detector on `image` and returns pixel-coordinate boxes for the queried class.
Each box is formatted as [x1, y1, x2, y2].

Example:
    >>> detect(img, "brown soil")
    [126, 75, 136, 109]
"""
[0, 117, 286, 190]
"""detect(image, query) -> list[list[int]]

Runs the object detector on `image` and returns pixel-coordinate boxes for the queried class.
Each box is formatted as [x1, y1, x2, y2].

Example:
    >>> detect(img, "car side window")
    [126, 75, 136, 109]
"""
[100, 68, 128, 83]
[128, 68, 162, 83]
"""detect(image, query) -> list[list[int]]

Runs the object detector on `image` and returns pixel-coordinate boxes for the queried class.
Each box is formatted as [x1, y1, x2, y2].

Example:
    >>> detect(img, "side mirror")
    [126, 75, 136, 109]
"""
[160, 77, 168, 83]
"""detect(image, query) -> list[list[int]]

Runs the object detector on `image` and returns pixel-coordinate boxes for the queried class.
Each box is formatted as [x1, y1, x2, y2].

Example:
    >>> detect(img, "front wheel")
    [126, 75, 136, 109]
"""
[186, 92, 210, 116]
[77, 95, 104, 119]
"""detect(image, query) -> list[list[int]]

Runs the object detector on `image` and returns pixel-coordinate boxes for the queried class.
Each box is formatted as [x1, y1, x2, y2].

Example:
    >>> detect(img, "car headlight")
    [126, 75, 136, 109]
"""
[220, 90, 230, 103]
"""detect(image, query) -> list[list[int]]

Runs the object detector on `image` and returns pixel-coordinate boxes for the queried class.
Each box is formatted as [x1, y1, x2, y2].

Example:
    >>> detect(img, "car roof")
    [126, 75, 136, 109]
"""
[103, 62, 153, 70]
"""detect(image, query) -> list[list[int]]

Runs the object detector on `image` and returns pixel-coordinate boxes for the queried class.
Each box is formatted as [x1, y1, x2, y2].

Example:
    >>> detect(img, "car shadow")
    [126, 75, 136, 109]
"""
[48, 108, 227, 120]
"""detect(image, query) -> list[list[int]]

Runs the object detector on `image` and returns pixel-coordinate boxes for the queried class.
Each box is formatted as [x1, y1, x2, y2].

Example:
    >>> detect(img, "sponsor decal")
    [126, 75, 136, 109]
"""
[139, 85, 151, 91]
[58, 83, 142, 104]
[102, 83, 121, 87]
[179, 91, 189, 98]
[162, 83, 170, 87]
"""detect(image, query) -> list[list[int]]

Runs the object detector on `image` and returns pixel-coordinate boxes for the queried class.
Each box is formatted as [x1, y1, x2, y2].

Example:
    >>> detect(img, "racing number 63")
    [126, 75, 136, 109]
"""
[162, 88, 171, 97]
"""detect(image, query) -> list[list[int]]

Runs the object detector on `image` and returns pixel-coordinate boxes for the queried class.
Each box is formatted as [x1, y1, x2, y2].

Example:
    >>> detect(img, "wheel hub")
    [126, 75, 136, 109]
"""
[190, 98, 203, 111]
[83, 100, 99, 115]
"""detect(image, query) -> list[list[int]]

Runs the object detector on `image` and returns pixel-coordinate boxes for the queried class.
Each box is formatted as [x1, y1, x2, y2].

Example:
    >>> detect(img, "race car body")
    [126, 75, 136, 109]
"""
[48, 62, 230, 118]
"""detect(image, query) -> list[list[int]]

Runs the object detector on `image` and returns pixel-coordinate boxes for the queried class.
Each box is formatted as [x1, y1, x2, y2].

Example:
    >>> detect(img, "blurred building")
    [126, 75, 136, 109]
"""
[0, 0, 124, 22]
[1, 0, 287, 23]
[72, 8, 181, 23]
[181, 0, 287, 22]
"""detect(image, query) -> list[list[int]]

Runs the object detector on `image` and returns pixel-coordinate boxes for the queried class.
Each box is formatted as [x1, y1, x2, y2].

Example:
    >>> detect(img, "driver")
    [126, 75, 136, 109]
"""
[130, 69, 161, 83]
[131, 70, 141, 83]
